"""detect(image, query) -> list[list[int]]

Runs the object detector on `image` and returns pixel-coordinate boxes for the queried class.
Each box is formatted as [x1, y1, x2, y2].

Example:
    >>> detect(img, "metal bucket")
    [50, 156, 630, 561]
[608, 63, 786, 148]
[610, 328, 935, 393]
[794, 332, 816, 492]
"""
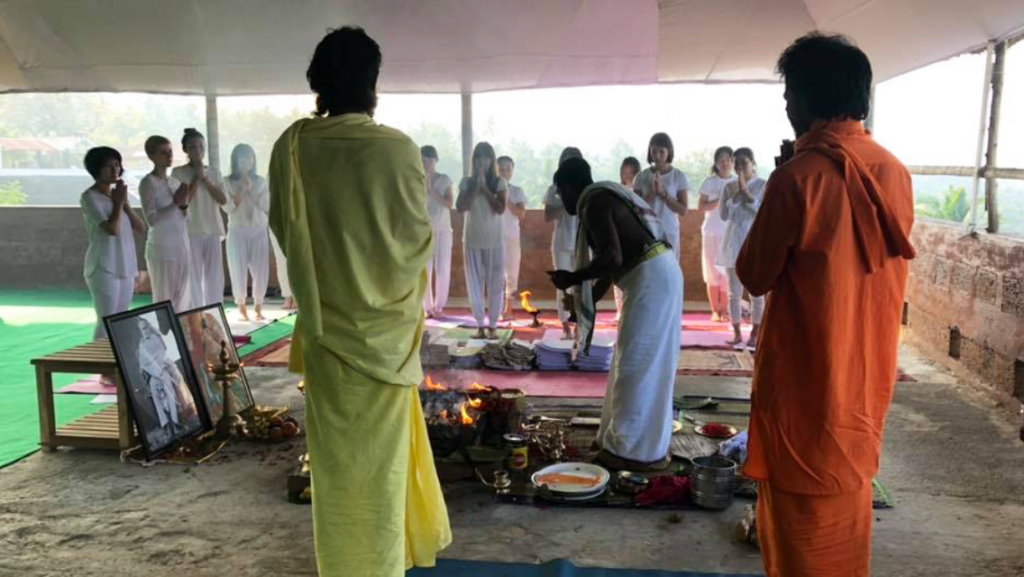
[690, 455, 737, 510]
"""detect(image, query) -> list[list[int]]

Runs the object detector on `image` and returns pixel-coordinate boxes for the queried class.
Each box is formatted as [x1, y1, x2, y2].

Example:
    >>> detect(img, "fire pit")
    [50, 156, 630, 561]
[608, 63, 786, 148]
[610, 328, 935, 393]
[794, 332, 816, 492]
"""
[421, 377, 523, 459]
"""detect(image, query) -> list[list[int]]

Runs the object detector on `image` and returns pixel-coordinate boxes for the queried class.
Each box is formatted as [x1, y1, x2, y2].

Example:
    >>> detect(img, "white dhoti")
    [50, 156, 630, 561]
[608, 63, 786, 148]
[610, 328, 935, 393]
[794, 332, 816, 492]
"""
[464, 246, 504, 329]
[553, 248, 575, 323]
[598, 251, 682, 464]
[666, 230, 681, 262]
[147, 255, 191, 313]
[424, 227, 453, 315]
[188, 234, 224, 307]
[269, 232, 291, 298]
[227, 225, 270, 305]
[701, 233, 727, 288]
[504, 236, 521, 299]
[86, 272, 135, 340]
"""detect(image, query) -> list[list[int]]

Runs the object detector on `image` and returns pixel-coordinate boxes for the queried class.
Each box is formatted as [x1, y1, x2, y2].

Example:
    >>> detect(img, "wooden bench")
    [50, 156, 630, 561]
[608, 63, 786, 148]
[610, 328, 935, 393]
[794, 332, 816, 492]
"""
[32, 339, 137, 452]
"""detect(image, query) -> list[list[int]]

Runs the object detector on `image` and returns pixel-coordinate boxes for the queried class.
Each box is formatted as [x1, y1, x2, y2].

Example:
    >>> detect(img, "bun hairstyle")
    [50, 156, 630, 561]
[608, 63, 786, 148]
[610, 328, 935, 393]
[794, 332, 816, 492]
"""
[182, 127, 205, 149]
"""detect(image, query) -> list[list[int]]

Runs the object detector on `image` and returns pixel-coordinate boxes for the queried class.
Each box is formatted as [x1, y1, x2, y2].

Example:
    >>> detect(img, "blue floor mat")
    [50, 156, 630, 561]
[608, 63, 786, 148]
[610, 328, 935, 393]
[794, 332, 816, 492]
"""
[409, 559, 762, 576]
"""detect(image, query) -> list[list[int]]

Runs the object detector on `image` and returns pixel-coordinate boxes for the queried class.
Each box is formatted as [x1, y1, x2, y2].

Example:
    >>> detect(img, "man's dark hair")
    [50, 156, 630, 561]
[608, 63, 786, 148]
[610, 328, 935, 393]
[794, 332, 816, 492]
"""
[554, 157, 593, 193]
[497, 155, 514, 167]
[646, 132, 674, 164]
[421, 145, 438, 159]
[84, 146, 124, 179]
[777, 32, 872, 121]
[621, 156, 641, 174]
[307, 26, 382, 117]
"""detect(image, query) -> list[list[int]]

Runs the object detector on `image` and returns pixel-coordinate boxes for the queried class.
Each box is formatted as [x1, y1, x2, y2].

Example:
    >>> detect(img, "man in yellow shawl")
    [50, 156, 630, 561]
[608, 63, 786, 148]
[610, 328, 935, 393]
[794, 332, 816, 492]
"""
[268, 26, 451, 577]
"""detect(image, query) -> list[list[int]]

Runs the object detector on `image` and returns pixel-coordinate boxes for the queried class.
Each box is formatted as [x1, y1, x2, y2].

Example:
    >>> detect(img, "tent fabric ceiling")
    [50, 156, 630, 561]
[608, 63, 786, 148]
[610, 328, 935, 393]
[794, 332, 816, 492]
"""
[0, 0, 1022, 96]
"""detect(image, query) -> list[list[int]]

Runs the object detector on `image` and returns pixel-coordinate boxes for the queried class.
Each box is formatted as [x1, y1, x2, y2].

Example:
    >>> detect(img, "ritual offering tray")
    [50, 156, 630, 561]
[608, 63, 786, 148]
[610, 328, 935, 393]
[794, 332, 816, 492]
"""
[240, 405, 301, 442]
[694, 422, 738, 439]
[531, 462, 611, 499]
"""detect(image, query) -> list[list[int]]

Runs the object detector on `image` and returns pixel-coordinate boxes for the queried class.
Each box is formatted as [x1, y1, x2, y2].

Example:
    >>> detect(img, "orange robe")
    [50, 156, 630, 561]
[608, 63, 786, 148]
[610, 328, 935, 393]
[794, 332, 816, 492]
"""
[736, 120, 916, 576]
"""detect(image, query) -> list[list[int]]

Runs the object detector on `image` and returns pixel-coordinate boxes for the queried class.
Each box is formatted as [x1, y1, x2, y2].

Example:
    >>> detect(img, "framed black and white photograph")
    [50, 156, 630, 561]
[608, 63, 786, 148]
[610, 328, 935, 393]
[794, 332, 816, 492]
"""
[105, 302, 210, 458]
[178, 303, 255, 423]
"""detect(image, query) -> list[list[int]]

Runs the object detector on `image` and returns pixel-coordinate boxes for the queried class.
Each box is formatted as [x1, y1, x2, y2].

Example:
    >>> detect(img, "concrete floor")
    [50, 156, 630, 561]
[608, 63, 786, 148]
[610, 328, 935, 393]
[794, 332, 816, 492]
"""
[1, 345, 1023, 576]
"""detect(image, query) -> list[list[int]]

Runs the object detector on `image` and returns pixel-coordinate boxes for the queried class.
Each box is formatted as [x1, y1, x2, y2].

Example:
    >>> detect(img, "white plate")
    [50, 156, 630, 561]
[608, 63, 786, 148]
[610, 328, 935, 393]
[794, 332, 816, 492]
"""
[531, 462, 611, 495]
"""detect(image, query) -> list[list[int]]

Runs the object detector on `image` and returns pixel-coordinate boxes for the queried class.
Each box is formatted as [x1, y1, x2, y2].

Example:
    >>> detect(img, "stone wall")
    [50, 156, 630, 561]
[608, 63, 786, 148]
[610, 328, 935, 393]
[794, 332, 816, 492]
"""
[0, 206, 709, 303]
[904, 219, 1024, 403]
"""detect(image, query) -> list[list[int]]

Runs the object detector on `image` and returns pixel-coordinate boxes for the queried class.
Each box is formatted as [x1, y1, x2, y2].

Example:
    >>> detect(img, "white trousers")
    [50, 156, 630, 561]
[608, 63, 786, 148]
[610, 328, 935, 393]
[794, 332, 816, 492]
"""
[424, 227, 453, 314]
[726, 267, 764, 325]
[86, 272, 135, 340]
[464, 246, 504, 329]
[504, 235, 521, 298]
[701, 233, 727, 287]
[552, 249, 574, 323]
[148, 256, 191, 313]
[599, 251, 682, 463]
[269, 231, 291, 298]
[227, 225, 270, 305]
[188, 234, 224, 308]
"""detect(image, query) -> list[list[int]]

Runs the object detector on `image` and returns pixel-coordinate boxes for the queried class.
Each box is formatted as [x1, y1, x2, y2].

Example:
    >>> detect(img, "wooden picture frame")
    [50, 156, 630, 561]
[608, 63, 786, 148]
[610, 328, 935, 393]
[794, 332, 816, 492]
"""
[104, 302, 211, 459]
[177, 303, 255, 423]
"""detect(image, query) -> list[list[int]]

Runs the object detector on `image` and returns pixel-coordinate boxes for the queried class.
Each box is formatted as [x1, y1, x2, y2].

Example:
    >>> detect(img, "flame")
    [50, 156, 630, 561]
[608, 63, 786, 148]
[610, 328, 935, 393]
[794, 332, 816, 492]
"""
[459, 402, 474, 425]
[519, 290, 539, 313]
[468, 397, 483, 409]
[469, 382, 491, 392]
[425, 375, 448, 391]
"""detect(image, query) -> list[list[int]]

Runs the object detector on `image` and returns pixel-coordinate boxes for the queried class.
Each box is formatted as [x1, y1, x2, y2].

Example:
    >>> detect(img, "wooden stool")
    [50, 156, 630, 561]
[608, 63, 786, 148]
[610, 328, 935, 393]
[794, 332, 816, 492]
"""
[32, 339, 137, 452]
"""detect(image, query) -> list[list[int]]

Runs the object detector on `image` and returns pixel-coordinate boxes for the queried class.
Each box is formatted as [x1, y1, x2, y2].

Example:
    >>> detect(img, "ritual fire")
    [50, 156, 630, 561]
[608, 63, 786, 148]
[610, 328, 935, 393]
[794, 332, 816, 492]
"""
[519, 290, 542, 327]
[419, 377, 520, 459]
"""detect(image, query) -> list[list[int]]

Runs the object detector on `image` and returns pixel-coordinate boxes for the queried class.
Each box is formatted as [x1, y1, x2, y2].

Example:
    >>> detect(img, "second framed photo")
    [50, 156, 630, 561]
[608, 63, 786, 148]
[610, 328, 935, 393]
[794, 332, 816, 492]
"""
[178, 303, 255, 423]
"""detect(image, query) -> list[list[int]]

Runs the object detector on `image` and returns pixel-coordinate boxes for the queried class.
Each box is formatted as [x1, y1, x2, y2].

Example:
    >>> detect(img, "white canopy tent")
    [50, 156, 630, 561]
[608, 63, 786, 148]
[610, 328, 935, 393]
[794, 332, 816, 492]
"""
[1, 0, 1023, 95]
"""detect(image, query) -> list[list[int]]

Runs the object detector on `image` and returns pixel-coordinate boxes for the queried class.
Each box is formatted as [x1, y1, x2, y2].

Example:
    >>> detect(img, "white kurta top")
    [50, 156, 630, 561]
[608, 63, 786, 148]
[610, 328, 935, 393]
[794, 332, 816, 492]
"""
[222, 175, 270, 229]
[139, 174, 190, 262]
[426, 173, 454, 232]
[503, 184, 528, 242]
[460, 176, 508, 250]
[717, 177, 766, 268]
[697, 174, 736, 238]
[172, 165, 226, 238]
[80, 189, 139, 280]
[544, 183, 578, 253]
[632, 167, 690, 241]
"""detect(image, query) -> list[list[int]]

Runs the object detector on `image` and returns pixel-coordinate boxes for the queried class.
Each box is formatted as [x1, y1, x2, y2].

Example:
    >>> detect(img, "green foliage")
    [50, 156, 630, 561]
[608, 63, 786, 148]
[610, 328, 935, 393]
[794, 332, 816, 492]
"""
[0, 180, 27, 205]
[915, 185, 971, 223]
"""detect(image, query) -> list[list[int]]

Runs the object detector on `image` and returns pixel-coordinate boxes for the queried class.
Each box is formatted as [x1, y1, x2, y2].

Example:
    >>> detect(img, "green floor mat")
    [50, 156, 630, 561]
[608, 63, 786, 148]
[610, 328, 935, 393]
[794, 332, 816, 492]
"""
[0, 290, 154, 468]
[238, 314, 296, 357]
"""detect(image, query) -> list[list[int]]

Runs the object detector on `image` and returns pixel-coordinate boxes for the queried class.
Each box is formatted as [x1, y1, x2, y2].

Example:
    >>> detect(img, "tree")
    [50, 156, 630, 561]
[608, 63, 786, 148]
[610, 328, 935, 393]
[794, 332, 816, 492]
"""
[915, 185, 971, 223]
[0, 181, 27, 205]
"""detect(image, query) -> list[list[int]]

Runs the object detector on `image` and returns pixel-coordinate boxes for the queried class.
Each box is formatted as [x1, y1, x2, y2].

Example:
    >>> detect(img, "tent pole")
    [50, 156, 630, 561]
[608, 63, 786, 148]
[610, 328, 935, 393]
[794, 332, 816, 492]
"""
[983, 40, 1007, 234]
[968, 42, 995, 233]
[205, 94, 221, 174]
[461, 92, 472, 177]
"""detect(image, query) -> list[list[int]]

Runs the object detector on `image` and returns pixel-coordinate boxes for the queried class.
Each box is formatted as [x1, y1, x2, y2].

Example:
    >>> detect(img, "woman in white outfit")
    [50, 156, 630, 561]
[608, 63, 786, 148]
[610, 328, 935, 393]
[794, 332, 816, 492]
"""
[269, 232, 294, 310]
[697, 146, 736, 322]
[80, 147, 146, 339]
[140, 135, 196, 312]
[421, 145, 454, 318]
[172, 128, 227, 309]
[456, 142, 507, 340]
[718, 148, 767, 349]
[613, 156, 642, 322]
[543, 146, 583, 339]
[223, 144, 270, 322]
[498, 155, 527, 320]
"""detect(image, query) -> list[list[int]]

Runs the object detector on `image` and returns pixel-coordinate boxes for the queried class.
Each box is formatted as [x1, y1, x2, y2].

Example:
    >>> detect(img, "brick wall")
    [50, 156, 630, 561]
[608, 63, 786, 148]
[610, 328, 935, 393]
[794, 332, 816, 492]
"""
[904, 219, 1024, 402]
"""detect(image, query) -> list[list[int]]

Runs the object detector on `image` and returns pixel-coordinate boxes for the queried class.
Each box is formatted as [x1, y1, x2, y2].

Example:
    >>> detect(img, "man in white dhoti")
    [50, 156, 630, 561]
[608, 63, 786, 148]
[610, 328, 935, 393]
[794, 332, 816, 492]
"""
[421, 145, 454, 318]
[543, 147, 583, 339]
[456, 142, 507, 339]
[223, 143, 271, 321]
[140, 136, 195, 312]
[173, 128, 227, 308]
[549, 158, 682, 471]
[498, 155, 527, 320]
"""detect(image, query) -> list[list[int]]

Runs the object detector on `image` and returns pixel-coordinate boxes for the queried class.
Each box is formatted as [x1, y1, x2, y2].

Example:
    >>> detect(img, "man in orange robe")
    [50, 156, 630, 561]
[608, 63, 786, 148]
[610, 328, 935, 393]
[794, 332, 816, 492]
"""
[737, 33, 916, 577]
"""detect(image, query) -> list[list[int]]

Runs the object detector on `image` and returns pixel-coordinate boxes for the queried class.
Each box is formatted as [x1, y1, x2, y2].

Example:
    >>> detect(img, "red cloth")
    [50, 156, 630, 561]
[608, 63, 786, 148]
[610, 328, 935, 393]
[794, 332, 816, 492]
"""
[634, 475, 691, 506]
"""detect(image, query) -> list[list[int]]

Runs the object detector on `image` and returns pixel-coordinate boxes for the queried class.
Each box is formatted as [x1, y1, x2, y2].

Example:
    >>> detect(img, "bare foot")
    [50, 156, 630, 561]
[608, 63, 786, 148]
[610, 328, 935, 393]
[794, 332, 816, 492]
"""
[725, 333, 743, 346]
[487, 328, 498, 340]
[238, 302, 250, 321]
[473, 329, 487, 339]
[255, 304, 266, 321]
[710, 312, 721, 323]
[283, 297, 297, 310]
